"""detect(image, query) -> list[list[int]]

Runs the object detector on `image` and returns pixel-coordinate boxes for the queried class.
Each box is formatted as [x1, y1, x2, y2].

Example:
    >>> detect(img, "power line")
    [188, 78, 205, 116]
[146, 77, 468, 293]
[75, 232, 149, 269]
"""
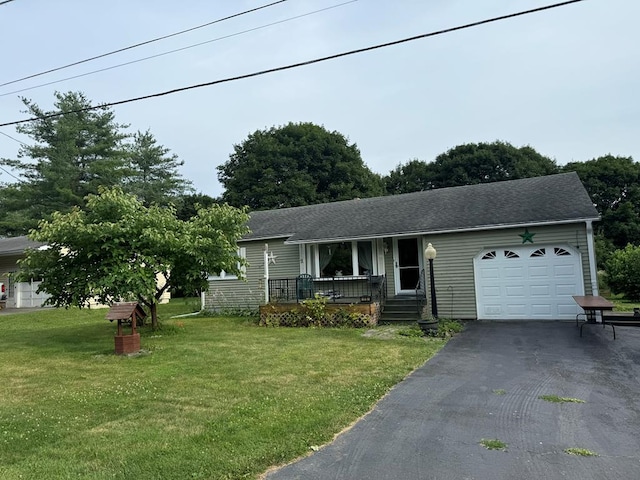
[0, 130, 27, 146]
[0, 0, 358, 98]
[0, 0, 18, 5]
[0, 0, 289, 88]
[0, 0, 586, 128]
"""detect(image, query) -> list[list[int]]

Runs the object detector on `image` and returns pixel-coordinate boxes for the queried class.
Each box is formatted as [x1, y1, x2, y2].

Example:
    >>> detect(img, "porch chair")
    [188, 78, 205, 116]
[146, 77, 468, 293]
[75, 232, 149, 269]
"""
[296, 274, 314, 301]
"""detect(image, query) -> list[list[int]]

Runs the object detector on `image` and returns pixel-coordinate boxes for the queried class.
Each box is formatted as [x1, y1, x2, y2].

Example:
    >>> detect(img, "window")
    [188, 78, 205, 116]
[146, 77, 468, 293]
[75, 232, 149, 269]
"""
[530, 248, 546, 258]
[317, 241, 374, 277]
[209, 247, 246, 280]
[504, 250, 520, 259]
[554, 247, 571, 256]
[482, 251, 496, 260]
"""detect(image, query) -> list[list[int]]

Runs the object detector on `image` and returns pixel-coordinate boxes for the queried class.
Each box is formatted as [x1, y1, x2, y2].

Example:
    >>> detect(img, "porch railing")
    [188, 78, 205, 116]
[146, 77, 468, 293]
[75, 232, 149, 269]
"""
[269, 274, 386, 306]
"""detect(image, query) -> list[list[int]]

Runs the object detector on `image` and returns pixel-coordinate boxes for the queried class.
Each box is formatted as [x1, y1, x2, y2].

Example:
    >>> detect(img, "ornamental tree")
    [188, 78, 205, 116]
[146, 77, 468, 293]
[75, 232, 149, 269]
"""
[19, 187, 249, 328]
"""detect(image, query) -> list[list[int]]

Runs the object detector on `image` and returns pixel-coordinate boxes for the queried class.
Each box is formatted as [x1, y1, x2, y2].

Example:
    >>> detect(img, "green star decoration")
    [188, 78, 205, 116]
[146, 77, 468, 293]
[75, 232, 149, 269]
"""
[519, 228, 535, 244]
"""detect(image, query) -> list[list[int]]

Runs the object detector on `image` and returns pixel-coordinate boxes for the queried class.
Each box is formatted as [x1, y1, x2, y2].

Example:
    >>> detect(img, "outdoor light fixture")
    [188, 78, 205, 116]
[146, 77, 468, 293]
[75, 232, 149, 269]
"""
[424, 243, 438, 319]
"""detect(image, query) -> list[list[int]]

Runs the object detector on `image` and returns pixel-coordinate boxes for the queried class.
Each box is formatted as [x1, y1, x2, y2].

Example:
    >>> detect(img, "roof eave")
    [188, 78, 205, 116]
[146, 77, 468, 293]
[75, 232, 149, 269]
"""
[283, 216, 601, 245]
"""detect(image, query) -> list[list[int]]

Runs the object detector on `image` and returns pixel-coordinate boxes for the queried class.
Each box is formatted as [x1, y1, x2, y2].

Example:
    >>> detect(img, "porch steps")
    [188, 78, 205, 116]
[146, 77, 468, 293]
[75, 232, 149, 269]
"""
[379, 296, 422, 324]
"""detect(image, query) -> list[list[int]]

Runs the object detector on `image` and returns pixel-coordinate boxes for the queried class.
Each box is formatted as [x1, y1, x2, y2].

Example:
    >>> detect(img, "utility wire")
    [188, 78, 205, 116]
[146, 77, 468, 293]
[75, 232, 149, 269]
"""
[0, 130, 27, 146]
[0, 0, 18, 6]
[0, 0, 586, 128]
[0, 0, 358, 98]
[0, 0, 289, 87]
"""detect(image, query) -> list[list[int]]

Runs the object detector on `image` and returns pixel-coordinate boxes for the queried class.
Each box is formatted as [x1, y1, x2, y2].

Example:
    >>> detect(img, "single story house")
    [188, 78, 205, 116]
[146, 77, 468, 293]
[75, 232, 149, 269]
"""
[205, 172, 600, 321]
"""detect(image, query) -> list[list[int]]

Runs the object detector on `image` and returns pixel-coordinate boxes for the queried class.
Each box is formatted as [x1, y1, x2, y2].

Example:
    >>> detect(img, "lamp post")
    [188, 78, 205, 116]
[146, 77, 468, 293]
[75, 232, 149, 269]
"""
[424, 243, 438, 319]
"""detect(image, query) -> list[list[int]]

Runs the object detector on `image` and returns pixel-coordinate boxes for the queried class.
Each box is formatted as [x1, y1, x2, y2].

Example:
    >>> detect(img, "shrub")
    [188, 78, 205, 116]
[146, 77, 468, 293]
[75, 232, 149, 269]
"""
[425, 319, 464, 338]
[606, 244, 640, 301]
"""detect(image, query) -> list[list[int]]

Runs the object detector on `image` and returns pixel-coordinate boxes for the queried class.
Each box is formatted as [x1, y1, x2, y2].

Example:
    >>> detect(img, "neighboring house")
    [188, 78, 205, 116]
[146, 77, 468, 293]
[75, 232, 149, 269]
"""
[0, 236, 48, 308]
[0, 236, 170, 308]
[205, 172, 600, 321]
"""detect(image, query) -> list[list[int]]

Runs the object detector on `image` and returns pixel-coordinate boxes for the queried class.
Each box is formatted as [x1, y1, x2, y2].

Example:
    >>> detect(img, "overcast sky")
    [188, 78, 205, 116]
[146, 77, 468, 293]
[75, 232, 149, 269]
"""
[0, 0, 637, 198]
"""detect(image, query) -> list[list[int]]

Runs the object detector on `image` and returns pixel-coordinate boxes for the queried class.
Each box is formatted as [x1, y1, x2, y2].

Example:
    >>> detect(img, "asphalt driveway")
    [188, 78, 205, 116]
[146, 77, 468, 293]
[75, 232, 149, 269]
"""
[265, 321, 640, 480]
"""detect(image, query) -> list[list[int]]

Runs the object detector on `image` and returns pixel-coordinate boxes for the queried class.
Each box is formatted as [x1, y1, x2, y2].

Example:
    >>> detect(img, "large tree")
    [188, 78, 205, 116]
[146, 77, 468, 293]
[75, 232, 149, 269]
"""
[562, 155, 640, 248]
[0, 92, 129, 235]
[384, 159, 436, 195]
[123, 130, 193, 206]
[429, 141, 559, 188]
[19, 187, 249, 328]
[218, 122, 384, 210]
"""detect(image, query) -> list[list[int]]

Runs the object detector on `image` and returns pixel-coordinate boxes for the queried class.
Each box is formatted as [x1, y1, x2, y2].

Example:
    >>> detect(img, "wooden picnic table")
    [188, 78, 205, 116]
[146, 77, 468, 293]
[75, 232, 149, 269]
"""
[573, 295, 614, 337]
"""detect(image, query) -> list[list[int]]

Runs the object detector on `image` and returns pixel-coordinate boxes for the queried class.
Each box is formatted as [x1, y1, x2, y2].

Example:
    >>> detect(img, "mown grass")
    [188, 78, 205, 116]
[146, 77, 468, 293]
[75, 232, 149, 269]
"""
[0, 300, 443, 479]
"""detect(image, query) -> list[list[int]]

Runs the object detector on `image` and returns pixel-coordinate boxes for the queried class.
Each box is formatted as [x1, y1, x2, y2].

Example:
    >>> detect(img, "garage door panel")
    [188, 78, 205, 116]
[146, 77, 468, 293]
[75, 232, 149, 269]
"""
[505, 286, 525, 297]
[505, 304, 527, 316]
[475, 244, 584, 320]
[554, 265, 576, 277]
[530, 285, 550, 296]
[529, 265, 549, 277]
[481, 268, 500, 279]
[556, 283, 578, 295]
[531, 304, 552, 316]
[505, 266, 524, 277]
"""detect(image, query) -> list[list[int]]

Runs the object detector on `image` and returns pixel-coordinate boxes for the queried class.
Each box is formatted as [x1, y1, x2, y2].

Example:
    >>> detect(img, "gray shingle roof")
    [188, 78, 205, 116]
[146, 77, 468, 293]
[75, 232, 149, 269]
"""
[0, 236, 45, 256]
[244, 172, 599, 244]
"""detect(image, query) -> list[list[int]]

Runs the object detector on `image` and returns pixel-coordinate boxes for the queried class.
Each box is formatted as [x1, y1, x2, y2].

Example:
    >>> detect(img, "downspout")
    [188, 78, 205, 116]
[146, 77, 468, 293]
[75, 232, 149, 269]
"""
[585, 220, 599, 296]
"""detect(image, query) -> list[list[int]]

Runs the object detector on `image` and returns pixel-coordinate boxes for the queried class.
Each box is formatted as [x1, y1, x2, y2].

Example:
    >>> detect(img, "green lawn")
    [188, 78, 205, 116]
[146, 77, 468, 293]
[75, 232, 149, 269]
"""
[0, 301, 443, 479]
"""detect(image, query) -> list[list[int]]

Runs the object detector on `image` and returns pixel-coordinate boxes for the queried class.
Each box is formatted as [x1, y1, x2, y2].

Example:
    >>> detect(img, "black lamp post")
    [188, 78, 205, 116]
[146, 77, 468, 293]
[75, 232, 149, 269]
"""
[424, 243, 438, 319]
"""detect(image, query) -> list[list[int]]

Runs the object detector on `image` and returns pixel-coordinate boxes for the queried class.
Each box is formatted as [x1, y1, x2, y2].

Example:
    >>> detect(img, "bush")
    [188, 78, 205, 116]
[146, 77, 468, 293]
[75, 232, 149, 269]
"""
[259, 297, 376, 328]
[606, 244, 640, 301]
[425, 319, 464, 338]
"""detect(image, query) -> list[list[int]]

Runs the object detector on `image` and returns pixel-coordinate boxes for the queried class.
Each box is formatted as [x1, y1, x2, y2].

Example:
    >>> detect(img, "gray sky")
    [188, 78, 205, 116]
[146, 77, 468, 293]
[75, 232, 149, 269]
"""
[0, 0, 637, 198]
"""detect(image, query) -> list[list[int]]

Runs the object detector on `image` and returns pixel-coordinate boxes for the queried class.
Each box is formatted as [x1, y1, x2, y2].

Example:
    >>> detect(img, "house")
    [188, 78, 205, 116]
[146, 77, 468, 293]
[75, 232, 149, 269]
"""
[0, 236, 170, 309]
[0, 236, 47, 308]
[205, 172, 600, 321]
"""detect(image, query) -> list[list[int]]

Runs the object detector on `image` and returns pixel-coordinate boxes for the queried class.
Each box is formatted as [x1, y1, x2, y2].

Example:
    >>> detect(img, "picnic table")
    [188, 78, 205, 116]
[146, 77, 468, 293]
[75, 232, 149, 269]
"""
[573, 295, 614, 337]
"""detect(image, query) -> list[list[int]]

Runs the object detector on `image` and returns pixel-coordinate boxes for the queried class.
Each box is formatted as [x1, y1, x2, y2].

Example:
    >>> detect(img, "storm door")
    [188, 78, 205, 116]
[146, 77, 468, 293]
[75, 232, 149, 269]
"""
[393, 238, 421, 295]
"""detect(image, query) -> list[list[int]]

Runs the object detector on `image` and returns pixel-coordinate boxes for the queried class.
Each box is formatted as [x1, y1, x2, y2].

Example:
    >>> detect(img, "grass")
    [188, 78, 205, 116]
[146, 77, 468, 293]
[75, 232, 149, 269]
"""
[538, 394, 585, 404]
[492, 389, 506, 395]
[564, 447, 598, 457]
[0, 300, 444, 479]
[479, 438, 507, 451]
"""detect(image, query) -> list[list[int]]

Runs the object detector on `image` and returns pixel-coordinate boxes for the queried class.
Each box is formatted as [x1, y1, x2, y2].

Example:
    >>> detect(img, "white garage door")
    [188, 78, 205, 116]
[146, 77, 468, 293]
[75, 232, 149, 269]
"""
[16, 280, 51, 308]
[474, 245, 584, 320]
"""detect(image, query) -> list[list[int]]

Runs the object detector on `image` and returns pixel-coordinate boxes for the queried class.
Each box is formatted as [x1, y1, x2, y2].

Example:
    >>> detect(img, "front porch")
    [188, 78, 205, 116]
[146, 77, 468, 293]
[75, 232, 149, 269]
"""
[268, 275, 387, 305]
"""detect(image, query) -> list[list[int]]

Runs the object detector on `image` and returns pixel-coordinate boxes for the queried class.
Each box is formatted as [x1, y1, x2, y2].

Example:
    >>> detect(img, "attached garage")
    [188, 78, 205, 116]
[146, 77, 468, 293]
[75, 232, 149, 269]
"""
[474, 244, 584, 320]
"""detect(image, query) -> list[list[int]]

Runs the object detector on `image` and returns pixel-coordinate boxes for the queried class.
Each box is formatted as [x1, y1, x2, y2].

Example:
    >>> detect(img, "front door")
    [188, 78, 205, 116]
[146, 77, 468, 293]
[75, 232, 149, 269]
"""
[393, 238, 421, 295]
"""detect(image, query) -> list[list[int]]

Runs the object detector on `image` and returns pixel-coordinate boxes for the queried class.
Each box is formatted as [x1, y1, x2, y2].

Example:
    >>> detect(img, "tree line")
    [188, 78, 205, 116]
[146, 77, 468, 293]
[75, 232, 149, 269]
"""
[2, 91, 639, 301]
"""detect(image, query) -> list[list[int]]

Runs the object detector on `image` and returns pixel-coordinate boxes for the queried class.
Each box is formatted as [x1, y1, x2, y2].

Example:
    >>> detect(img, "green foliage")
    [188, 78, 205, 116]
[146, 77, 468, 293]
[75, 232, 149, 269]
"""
[563, 155, 640, 248]
[424, 319, 464, 338]
[218, 122, 384, 210]
[538, 394, 585, 404]
[564, 448, 598, 457]
[18, 187, 249, 327]
[0, 91, 194, 237]
[397, 326, 425, 337]
[0, 92, 129, 235]
[260, 301, 375, 328]
[480, 438, 508, 451]
[605, 244, 640, 301]
[430, 141, 558, 187]
[123, 130, 193, 206]
[384, 159, 436, 194]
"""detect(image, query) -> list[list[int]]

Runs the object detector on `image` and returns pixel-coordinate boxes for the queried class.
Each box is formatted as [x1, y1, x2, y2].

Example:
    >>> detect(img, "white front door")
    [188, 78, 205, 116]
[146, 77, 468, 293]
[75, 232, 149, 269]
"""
[393, 237, 422, 295]
[474, 245, 584, 320]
